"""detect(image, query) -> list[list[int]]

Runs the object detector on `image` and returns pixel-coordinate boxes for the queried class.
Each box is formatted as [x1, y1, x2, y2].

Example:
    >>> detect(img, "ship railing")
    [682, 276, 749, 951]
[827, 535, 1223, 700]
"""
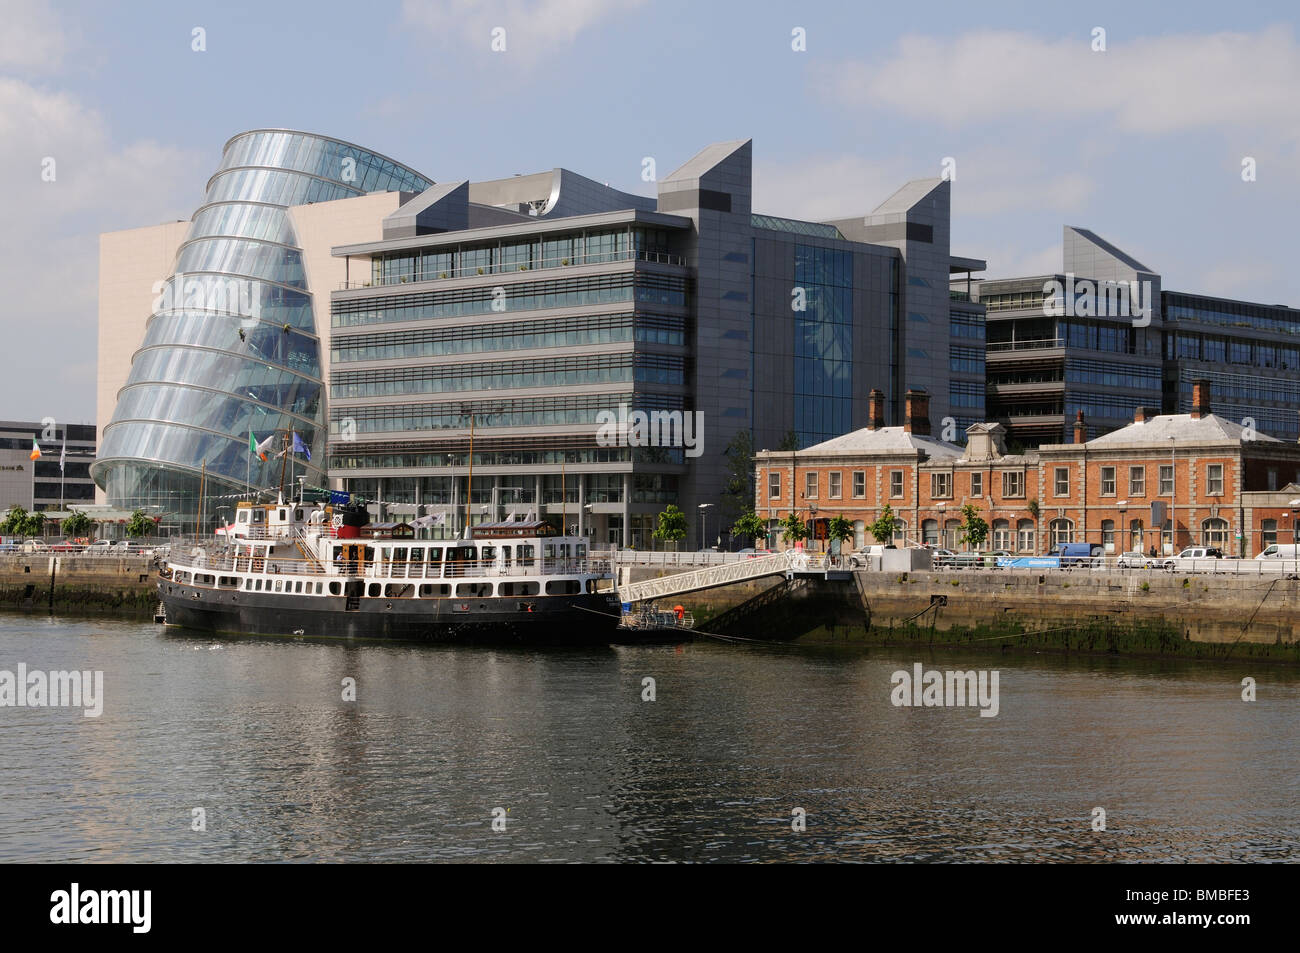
[167, 552, 334, 576]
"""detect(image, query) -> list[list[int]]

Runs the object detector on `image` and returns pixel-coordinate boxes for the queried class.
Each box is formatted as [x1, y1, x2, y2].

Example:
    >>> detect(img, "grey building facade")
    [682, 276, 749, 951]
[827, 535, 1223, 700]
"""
[0, 421, 97, 514]
[325, 139, 985, 547]
[981, 226, 1300, 447]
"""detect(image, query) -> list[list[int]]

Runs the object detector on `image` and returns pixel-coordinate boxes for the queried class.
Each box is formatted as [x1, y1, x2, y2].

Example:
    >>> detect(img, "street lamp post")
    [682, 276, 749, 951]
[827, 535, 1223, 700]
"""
[698, 503, 713, 553]
[1288, 499, 1300, 574]
[808, 502, 818, 552]
[1117, 500, 1128, 560]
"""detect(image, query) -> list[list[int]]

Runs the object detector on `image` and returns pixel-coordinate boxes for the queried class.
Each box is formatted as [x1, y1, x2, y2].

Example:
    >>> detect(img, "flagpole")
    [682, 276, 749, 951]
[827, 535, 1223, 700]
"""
[247, 429, 251, 498]
[196, 459, 205, 538]
[59, 429, 65, 512]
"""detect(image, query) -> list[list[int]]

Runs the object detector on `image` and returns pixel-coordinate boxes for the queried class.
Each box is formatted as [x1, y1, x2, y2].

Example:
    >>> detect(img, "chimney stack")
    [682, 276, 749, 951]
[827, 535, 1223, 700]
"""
[867, 388, 885, 431]
[1073, 410, 1087, 444]
[1134, 406, 1151, 424]
[903, 389, 930, 436]
[1191, 379, 1211, 419]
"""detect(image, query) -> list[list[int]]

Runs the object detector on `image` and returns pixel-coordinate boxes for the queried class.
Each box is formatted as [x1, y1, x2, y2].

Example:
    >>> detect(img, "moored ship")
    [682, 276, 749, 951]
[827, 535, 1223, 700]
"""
[157, 498, 622, 644]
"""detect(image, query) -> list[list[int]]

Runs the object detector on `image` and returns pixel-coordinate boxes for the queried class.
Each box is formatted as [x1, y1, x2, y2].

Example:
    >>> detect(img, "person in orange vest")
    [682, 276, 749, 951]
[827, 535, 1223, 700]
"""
[673, 604, 685, 624]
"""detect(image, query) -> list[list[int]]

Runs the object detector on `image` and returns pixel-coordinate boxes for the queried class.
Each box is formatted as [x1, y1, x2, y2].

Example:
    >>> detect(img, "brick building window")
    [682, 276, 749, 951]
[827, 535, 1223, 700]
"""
[768, 472, 781, 498]
[828, 471, 841, 498]
[1016, 519, 1035, 552]
[1202, 517, 1229, 546]
[1049, 518, 1074, 547]
[805, 472, 818, 499]
[852, 471, 866, 498]
[1159, 465, 1174, 495]
[1053, 467, 1069, 496]
[1207, 464, 1224, 496]
[970, 472, 983, 497]
[1262, 519, 1277, 548]
[1101, 519, 1115, 553]
[992, 518, 1010, 550]
[890, 471, 904, 499]
[1100, 466, 1116, 496]
[931, 472, 952, 498]
[1002, 471, 1025, 498]
[1129, 466, 1145, 496]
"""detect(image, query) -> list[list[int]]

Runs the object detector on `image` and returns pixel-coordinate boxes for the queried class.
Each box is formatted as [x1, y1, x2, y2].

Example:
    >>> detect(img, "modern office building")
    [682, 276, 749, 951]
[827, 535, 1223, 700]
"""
[0, 421, 96, 514]
[981, 226, 1300, 446]
[95, 130, 985, 544]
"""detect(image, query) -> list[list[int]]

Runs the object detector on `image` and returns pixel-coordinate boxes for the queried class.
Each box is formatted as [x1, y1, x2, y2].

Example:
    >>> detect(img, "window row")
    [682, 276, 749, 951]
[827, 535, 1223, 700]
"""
[332, 273, 687, 329]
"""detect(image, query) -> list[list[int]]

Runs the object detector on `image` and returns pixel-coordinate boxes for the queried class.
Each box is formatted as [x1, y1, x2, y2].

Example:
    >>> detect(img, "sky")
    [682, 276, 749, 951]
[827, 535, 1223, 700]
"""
[3, 0, 1298, 425]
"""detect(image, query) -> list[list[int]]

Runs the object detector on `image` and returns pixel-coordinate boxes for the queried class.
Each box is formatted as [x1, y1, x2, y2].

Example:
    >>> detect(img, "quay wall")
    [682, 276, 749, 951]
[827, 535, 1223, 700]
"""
[0, 556, 157, 614]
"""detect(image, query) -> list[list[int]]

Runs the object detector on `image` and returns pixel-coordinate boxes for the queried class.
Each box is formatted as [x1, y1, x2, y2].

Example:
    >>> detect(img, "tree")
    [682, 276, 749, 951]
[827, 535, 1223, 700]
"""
[125, 510, 154, 539]
[777, 430, 800, 451]
[653, 504, 687, 549]
[827, 515, 855, 549]
[721, 429, 755, 522]
[21, 510, 45, 538]
[731, 509, 766, 547]
[779, 511, 809, 545]
[957, 503, 989, 550]
[62, 510, 93, 538]
[0, 506, 26, 537]
[868, 504, 900, 545]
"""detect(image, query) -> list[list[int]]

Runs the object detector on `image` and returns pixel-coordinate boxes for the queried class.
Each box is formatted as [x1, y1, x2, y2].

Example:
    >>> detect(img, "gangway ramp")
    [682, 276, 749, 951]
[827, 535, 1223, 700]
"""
[618, 551, 837, 603]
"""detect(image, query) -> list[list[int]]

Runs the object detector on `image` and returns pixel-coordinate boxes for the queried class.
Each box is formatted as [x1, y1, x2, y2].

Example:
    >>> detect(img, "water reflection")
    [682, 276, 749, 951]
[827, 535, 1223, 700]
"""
[0, 616, 1295, 862]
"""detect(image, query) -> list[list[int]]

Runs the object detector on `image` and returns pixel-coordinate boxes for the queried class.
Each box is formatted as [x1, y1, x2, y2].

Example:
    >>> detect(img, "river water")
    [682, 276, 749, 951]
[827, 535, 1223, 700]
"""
[0, 614, 1296, 863]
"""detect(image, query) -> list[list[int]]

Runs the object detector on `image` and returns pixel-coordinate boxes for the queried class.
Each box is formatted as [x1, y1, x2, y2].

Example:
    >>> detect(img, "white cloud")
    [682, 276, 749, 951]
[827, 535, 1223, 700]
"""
[753, 154, 908, 221]
[401, 0, 646, 58]
[753, 146, 1095, 225]
[0, 76, 203, 423]
[1200, 260, 1282, 300]
[821, 26, 1300, 137]
[978, 242, 1062, 281]
[0, 0, 67, 72]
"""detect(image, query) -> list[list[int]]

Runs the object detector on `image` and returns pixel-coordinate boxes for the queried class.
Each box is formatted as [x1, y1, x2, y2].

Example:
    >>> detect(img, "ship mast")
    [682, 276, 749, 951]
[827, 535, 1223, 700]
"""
[463, 412, 474, 540]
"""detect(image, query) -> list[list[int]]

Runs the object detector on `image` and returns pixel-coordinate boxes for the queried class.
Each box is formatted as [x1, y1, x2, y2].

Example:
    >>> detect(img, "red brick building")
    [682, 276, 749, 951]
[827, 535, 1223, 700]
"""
[754, 383, 1300, 557]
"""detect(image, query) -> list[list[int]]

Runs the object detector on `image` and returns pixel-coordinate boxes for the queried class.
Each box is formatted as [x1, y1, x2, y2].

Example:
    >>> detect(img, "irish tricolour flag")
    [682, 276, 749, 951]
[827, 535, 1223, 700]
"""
[249, 431, 276, 461]
[29, 439, 40, 461]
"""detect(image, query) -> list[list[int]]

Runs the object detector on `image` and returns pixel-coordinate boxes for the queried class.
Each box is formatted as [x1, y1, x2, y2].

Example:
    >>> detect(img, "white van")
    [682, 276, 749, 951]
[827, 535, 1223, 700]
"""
[1256, 543, 1300, 559]
[848, 544, 890, 568]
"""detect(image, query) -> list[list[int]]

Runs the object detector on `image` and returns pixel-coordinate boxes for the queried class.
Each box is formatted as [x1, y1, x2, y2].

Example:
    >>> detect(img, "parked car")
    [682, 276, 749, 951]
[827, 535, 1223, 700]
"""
[1161, 547, 1221, 570]
[1117, 550, 1156, 569]
[1256, 543, 1300, 560]
[928, 548, 957, 568]
[847, 544, 893, 568]
[735, 548, 774, 558]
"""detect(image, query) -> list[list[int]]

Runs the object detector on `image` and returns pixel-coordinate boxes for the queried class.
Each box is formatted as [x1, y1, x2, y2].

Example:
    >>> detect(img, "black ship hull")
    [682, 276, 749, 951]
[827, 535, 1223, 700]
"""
[158, 580, 622, 645]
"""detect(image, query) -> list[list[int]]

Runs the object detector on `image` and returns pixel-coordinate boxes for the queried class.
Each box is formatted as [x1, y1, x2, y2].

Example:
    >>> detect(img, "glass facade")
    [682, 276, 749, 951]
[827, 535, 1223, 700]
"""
[793, 245, 853, 447]
[93, 130, 432, 524]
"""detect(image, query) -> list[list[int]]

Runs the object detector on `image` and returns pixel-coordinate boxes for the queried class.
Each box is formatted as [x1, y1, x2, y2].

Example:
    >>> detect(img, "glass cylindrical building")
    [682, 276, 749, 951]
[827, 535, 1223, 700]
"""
[93, 130, 432, 528]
